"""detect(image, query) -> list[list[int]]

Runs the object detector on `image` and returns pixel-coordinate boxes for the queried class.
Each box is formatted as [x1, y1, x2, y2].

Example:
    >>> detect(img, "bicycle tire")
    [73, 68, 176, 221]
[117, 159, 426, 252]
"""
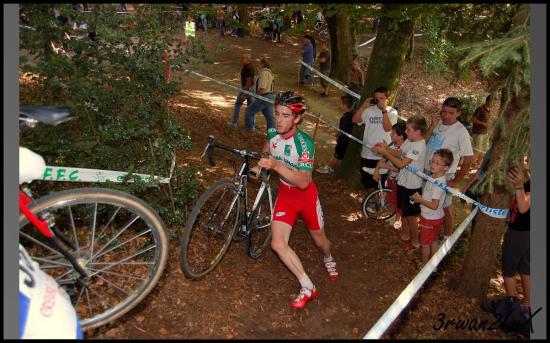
[362, 189, 396, 221]
[18, 187, 168, 331]
[246, 185, 272, 259]
[179, 179, 240, 279]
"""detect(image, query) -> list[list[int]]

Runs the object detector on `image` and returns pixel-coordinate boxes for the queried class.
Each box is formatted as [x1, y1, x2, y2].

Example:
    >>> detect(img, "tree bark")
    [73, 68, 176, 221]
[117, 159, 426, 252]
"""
[336, 4, 418, 186]
[325, 5, 354, 84]
[237, 4, 250, 37]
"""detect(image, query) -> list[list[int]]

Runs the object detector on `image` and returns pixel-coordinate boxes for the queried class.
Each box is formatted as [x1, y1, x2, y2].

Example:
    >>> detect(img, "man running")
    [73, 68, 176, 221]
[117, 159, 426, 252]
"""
[257, 91, 338, 309]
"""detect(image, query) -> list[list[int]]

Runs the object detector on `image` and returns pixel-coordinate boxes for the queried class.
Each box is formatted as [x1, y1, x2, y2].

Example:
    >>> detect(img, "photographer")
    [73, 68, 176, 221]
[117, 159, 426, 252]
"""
[352, 86, 399, 194]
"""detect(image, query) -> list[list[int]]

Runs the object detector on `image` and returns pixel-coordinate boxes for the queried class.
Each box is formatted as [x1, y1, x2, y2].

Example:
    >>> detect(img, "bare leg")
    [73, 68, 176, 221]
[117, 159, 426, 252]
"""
[328, 157, 341, 170]
[309, 228, 332, 258]
[443, 206, 453, 237]
[503, 276, 517, 297]
[421, 245, 430, 264]
[407, 216, 419, 246]
[400, 215, 410, 241]
[270, 220, 308, 279]
[520, 274, 531, 308]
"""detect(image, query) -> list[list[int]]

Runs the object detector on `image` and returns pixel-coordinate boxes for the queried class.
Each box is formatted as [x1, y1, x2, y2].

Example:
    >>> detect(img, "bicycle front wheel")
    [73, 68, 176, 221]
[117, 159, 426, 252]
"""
[179, 179, 240, 279]
[246, 185, 272, 259]
[18, 187, 168, 330]
[362, 189, 396, 221]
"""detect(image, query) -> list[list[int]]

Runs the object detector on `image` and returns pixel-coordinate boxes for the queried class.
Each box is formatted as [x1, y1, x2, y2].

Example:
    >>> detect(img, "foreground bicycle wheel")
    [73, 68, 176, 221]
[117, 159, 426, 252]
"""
[362, 189, 396, 221]
[18, 187, 168, 330]
[246, 186, 272, 259]
[179, 179, 240, 279]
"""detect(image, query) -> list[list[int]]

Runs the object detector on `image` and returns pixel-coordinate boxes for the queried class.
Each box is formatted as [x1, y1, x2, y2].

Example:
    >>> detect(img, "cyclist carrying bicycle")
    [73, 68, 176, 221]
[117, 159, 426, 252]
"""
[256, 90, 338, 309]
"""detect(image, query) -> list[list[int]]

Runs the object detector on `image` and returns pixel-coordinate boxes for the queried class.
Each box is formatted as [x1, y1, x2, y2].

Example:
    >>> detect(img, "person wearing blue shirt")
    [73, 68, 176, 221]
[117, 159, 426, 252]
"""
[299, 35, 315, 86]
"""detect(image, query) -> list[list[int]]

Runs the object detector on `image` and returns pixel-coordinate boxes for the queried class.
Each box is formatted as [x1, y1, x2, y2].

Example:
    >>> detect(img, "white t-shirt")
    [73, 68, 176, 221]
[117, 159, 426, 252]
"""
[19, 244, 83, 339]
[397, 139, 426, 189]
[420, 175, 446, 220]
[359, 105, 399, 160]
[424, 121, 474, 174]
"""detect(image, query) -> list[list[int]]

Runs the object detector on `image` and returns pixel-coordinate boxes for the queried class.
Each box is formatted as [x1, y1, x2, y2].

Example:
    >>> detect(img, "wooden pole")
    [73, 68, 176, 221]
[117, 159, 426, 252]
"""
[312, 113, 322, 141]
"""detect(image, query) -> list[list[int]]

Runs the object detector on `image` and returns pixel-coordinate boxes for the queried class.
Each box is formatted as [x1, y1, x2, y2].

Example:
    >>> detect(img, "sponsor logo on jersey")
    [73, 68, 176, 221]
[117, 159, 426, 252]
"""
[298, 151, 313, 164]
[275, 212, 286, 217]
[284, 144, 292, 156]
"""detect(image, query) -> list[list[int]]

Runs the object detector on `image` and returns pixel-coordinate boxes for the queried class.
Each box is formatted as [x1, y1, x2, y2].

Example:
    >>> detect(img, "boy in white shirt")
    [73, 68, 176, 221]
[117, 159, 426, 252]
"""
[411, 149, 454, 265]
[373, 116, 427, 250]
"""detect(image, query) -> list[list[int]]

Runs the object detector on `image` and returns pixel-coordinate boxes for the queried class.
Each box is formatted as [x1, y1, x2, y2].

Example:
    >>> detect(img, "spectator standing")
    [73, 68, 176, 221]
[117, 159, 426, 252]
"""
[244, 57, 275, 132]
[317, 95, 355, 174]
[373, 116, 428, 250]
[229, 53, 256, 127]
[184, 16, 196, 45]
[352, 86, 399, 194]
[273, 15, 283, 42]
[299, 35, 315, 86]
[423, 97, 474, 240]
[349, 60, 364, 96]
[317, 41, 331, 97]
[231, 9, 241, 37]
[200, 11, 208, 32]
[216, 6, 225, 37]
[373, 120, 408, 230]
[471, 95, 493, 168]
[502, 162, 531, 314]
[411, 149, 453, 265]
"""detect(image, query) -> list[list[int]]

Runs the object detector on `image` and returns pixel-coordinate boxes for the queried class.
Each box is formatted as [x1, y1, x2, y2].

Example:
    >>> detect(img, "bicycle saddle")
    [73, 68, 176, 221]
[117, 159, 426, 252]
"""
[362, 167, 388, 175]
[20, 106, 72, 125]
[19, 147, 46, 184]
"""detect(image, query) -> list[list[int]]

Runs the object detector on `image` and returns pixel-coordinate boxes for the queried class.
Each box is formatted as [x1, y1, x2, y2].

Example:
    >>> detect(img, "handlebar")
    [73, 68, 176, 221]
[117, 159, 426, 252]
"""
[202, 135, 262, 167]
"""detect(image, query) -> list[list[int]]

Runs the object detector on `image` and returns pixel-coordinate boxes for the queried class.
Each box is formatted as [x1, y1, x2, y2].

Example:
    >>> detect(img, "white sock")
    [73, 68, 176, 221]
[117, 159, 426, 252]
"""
[323, 255, 334, 263]
[299, 274, 314, 291]
[443, 235, 449, 241]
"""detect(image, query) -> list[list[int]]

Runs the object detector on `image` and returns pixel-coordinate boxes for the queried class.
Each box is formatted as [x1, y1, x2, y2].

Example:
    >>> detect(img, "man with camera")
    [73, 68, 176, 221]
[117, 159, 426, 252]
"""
[352, 86, 399, 194]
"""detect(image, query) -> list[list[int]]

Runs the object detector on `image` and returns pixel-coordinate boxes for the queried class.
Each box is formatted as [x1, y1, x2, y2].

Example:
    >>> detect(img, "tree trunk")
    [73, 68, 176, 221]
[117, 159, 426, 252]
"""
[325, 5, 354, 84]
[336, 4, 418, 186]
[456, 85, 529, 300]
[237, 4, 250, 37]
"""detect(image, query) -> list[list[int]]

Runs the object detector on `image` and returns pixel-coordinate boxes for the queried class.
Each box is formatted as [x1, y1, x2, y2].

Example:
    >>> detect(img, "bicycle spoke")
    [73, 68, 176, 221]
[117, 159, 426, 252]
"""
[88, 245, 157, 278]
[91, 215, 141, 260]
[20, 232, 64, 257]
[91, 261, 155, 266]
[89, 202, 98, 260]
[92, 228, 152, 262]
[92, 273, 130, 295]
[68, 205, 81, 255]
[32, 256, 72, 268]
[97, 205, 122, 237]
[89, 267, 146, 281]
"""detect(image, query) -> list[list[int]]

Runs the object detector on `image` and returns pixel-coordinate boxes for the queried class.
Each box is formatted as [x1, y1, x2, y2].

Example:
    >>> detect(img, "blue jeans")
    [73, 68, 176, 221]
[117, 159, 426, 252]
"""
[299, 63, 314, 85]
[201, 17, 208, 31]
[218, 20, 225, 36]
[244, 93, 275, 131]
[230, 90, 255, 125]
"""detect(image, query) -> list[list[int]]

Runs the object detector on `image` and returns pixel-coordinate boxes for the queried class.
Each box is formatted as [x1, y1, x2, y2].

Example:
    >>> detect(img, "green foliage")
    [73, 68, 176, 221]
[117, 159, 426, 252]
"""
[19, 4, 205, 232]
[457, 94, 485, 134]
[420, 15, 453, 76]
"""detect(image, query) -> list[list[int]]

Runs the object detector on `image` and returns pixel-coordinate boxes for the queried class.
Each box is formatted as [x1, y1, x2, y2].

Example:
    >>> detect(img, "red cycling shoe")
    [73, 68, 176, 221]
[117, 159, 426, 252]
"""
[324, 261, 338, 281]
[291, 287, 318, 309]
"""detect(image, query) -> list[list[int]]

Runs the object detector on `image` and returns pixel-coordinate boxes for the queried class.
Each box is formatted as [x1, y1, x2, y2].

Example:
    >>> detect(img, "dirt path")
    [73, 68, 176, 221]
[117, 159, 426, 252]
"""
[88, 29, 512, 339]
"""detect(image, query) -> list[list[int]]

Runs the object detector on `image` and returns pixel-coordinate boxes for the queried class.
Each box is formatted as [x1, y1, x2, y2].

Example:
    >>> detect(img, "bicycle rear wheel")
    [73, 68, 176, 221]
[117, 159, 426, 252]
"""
[362, 189, 396, 221]
[246, 185, 272, 259]
[18, 187, 168, 330]
[179, 179, 240, 279]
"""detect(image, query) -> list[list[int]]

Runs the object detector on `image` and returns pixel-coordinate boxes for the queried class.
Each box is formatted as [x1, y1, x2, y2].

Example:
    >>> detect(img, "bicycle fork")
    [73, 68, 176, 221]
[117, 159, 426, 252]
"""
[19, 191, 89, 285]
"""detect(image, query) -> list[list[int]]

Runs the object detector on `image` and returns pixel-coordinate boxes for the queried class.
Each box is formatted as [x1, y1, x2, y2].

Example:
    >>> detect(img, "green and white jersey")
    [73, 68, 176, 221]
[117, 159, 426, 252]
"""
[267, 128, 315, 185]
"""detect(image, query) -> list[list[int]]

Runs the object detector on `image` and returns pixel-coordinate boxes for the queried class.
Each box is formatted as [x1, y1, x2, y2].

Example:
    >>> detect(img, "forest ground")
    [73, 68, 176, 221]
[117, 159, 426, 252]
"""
[76, 27, 519, 339]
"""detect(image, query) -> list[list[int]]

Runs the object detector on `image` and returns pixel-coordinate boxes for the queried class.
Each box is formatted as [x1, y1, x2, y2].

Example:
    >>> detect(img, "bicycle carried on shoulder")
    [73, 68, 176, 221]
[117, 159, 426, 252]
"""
[18, 106, 169, 330]
[179, 135, 274, 279]
[361, 167, 396, 221]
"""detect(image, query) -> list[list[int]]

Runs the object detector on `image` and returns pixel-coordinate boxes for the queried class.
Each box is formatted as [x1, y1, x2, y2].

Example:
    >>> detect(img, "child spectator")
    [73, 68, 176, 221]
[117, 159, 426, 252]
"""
[373, 115, 427, 250]
[411, 148, 453, 265]
[372, 120, 407, 229]
[317, 95, 355, 174]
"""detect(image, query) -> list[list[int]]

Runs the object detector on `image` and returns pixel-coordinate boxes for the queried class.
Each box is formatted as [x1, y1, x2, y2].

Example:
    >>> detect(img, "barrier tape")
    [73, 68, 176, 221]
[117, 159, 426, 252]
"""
[364, 207, 479, 339]
[357, 33, 423, 48]
[182, 69, 508, 218]
[298, 60, 361, 99]
[39, 165, 171, 184]
[403, 165, 509, 219]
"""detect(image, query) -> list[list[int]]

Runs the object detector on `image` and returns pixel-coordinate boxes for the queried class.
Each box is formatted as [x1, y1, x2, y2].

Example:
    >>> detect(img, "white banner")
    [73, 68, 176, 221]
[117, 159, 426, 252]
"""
[40, 165, 171, 184]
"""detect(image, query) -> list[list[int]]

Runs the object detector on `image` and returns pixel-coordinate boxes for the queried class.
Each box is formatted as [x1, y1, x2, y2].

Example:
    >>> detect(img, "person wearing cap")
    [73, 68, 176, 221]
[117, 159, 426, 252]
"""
[244, 57, 275, 132]
[471, 95, 493, 168]
[256, 91, 338, 310]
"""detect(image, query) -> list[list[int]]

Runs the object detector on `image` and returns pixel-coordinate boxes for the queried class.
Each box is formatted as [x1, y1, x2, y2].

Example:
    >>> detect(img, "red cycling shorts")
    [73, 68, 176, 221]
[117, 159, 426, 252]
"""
[272, 181, 324, 231]
[419, 216, 444, 245]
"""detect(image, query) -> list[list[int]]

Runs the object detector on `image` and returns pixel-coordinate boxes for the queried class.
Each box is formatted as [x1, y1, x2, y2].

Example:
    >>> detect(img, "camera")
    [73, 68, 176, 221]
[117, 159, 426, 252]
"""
[370, 98, 378, 105]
